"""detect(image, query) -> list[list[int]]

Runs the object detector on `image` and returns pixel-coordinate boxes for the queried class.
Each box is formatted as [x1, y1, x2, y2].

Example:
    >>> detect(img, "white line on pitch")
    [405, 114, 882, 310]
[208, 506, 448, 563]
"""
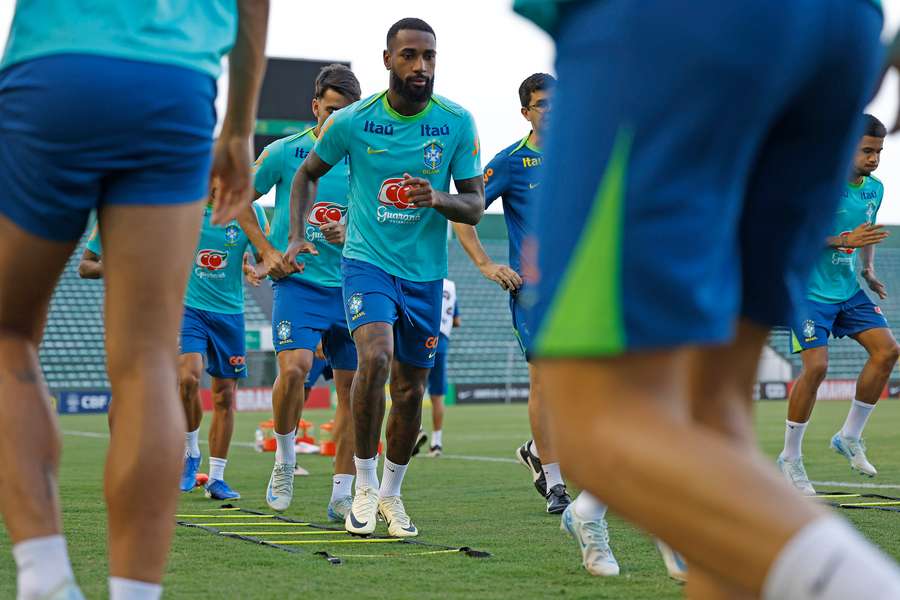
[811, 480, 900, 490]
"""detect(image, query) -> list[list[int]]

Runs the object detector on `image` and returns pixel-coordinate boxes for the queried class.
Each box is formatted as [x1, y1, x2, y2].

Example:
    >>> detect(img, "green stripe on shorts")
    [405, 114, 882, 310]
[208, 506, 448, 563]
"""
[535, 129, 632, 357]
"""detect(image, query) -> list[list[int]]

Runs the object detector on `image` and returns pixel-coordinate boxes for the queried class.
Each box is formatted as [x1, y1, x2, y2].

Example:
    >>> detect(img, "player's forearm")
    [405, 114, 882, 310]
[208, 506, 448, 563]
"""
[435, 191, 484, 225]
[826, 234, 845, 248]
[452, 222, 493, 268]
[861, 244, 876, 271]
[288, 166, 318, 243]
[220, 0, 269, 138]
[237, 204, 274, 255]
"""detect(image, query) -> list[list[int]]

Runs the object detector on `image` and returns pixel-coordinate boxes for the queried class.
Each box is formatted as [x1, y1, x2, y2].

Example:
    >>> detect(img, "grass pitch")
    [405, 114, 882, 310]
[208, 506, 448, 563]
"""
[3, 400, 900, 599]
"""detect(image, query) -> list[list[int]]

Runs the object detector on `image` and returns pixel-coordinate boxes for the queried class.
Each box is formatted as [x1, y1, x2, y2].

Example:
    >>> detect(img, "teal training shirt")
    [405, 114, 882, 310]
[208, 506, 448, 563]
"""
[86, 202, 268, 314]
[807, 176, 884, 304]
[2, 0, 237, 78]
[253, 127, 350, 288]
[314, 91, 482, 282]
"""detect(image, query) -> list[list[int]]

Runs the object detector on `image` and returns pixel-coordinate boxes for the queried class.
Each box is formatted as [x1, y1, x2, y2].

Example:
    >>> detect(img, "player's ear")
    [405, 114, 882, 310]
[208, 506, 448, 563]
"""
[520, 106, 529, 121]
[383, 49, 391, 70]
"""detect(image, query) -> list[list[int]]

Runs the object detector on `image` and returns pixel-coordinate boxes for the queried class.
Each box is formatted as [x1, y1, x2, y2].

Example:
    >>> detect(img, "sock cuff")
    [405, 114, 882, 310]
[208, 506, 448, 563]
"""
[384, 457, 409, 469]
[786, 419, 808, 428]
[851, 399, 876, 410]
[763, 517, 854, 599]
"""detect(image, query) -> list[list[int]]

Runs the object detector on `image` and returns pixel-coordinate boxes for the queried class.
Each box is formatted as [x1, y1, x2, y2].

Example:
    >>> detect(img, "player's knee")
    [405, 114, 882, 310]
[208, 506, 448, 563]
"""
[358, 347, 391, 382]
[279, 363, 309, 391]
[179, 371, 200, 395]
[213, 385, 235, 411]
[874, 342, 900, 369]
[802, 356, 828, 383]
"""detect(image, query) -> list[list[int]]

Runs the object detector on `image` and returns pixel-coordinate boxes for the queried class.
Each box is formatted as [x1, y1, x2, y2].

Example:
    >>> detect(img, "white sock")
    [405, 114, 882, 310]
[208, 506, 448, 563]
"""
[331, 474, 354, 501]
[573, 492, 608, 521]
[354, 455, 379, 491]
[780, 420, 808, 461]
[379, 458, 409, 498]
[763, 516, 900, 600]
[109, 577, 162, 600]
[432, 430, 443, 447]
[185, 428, 200, 458]
[840, 399, 876, 441]
[543, 462, 563, 489]
[13, 535, 75, 599]
[275, 429, 296, 465]
[208, 457, 227, 482]
[528, 440, 540, 459]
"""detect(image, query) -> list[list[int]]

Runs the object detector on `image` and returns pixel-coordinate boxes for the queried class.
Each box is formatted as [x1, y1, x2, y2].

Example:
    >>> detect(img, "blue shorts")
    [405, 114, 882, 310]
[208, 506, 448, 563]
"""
[427, 335, 450, 396]
[790, 290, 889, 352]
[180, 306, 247, 379]
[0, 54, 215, 242]
[342, 257, 443, 368]
[306, 357, 335, 387]
[529, 0, 885, 357]
[272, 277, 357, 371]
[510, 291, 533, 361]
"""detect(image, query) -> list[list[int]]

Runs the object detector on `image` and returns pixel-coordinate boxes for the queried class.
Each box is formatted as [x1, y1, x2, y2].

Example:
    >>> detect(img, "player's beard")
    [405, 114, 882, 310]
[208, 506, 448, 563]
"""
[391, 71, 434, 103]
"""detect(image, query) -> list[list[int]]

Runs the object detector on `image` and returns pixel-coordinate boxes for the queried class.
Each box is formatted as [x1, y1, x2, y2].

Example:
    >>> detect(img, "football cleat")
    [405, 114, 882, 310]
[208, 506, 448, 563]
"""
[515, 440, 547, 498]
[379, 495, 419, 537]
[266, 462, 295, 512]
[776, 456, 816, 496]
[546, 483, 572, 514]
[204, 479, 241, 500]
[831, 433, 877, 477]
[180, 453, 201, 492]
[655, 539, 688, 583]
[411, 430, 428, 457]
[561, 503, 619, 576]
[345, 487, 379, 535]
[327, 495, 353, 522]
[428, 444, 443, 457]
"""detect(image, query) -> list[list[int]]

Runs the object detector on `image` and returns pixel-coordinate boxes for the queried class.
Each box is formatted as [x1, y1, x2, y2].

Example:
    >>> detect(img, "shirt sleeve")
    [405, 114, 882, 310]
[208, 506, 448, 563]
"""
[314, 108, 352, 167]
[253, 140, 283, 196]
[450, 110, 483, 182]
[86, 224, 102, 255]
[875, 182, 885, 219]
[247, 202, 270, 256]
[483, 151, 509, 210]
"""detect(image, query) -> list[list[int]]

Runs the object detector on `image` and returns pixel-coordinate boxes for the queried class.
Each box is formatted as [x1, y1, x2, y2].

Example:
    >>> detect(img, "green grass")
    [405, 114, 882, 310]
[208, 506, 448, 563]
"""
[3, 400, 900, 599]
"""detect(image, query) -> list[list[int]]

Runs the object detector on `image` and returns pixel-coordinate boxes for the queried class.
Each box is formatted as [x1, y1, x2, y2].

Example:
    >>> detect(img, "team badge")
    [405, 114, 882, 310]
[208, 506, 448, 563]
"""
[224, 224, 241, 246]
[423, 141, 444, 170]
[348, 293, 364, 319]
[276, 320, 292, 343]
[802, 320, 816, 340]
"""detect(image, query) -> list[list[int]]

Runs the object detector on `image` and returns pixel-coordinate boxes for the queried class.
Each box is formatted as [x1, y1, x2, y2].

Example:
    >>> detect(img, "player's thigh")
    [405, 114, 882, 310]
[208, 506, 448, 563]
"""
[277, 348, 315, 377]
[100, 202, 205, 368]
[322, 322, 358, 372]
[798, 346, 829, 377]
[210, 376, 238, 405]
[851, 327, 899, 358]
[0, 214, 77, 342]
[836, 292, 892, 350]
[739, 4, 883, 329]
[533, 1, 802, 357]
[391, 359, 429, 400]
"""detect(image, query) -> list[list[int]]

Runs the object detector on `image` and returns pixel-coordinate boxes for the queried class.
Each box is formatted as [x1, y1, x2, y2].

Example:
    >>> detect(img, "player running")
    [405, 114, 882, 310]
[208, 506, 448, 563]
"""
[453, 73, 573, 514]
[79, 201, 269, 501]
[412, 278, 460, 457]
[286, 18, 484, 537]
[241, 64, 361, 519]
[516, 0, 900, 598]
[0, 2, 267, 598]
[779, 115, 898, 494]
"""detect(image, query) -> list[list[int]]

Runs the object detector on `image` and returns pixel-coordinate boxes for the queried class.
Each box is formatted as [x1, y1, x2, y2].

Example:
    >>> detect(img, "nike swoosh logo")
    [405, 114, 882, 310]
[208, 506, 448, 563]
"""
[810, 553, 844, 595]
[349, 511, 368, 529]
[402, 525, 417, 533]
[428, 352, 436, 359]
[367, 147, 387, 154]
[387, 466, 395, 472]
[528, 183, 540, 189]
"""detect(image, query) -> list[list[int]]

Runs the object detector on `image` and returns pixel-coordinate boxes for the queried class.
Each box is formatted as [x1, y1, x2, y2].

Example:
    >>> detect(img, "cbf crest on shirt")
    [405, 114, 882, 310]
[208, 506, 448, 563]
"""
[314, 91, 482, 282]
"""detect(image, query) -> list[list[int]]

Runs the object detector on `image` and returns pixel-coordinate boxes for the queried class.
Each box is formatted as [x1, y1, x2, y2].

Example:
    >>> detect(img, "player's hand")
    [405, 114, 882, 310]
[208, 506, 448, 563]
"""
[209, 134, 253, 225]
[261, 248, 292, 280]
[479, 262, 523, 292]
[243, 255, 265, 287]
[863, 269, 888, 300]
[319, 219, 346, 245]
[844, 223, 888, 248]
[314, 341, 326, 361]
[402, 173, 440, 209]
[282, 240, 317, 274]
